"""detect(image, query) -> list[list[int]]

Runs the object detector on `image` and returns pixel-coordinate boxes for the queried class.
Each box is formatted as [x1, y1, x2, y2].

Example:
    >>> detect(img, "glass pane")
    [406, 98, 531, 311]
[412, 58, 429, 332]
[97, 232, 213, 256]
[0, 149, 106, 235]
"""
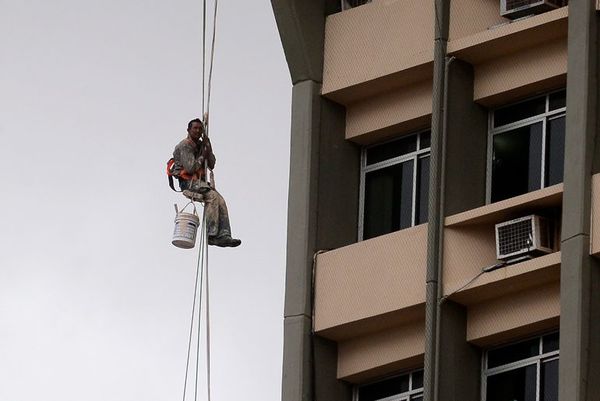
[367, 135, 417, 165]
[494, 96, 546, 127]
[542, 332, 560, 353]
[488, 338, 540, 368]
[549, 90, 566, 110]
[486, 365, 537, 401]
[419, 131, 431, 149]
[491, 122, 543, 202]
[399, 160, 415, 230]
[363, 160, 414, 240]
[359, 374, 410, 401]
[541, 359, 559, 401]
[415, 156, 430, 225]
[411, 370, 424, 390]
[545, 116, 565, 187]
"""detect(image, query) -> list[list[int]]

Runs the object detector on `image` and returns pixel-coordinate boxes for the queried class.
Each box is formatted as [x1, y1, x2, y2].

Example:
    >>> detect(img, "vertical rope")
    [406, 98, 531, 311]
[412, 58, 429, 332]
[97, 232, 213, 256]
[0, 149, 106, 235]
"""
[194, 223, 206, 401]
[204, 219, 212, 401]
[182, 206, 206, 401]
[194, 211, 207, 401]
[202, 0, 207, 114]
[206, 0, 218, 119]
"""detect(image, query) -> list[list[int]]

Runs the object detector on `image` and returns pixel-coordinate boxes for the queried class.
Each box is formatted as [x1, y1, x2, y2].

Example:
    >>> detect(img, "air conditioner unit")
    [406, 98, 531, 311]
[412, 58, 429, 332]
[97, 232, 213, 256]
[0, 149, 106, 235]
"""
[495, 215, 554, 261]
[501, 0, 565, 19]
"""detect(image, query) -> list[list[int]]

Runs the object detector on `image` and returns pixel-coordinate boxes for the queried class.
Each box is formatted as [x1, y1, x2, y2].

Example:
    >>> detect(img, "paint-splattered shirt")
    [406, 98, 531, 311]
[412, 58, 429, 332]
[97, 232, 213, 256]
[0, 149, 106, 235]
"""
[171, 137, 216, 180]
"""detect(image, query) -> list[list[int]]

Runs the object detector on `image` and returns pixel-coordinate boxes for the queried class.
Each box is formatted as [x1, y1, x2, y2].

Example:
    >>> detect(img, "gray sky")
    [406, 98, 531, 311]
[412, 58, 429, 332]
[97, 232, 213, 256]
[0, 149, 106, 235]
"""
[0, 1, 290, 400]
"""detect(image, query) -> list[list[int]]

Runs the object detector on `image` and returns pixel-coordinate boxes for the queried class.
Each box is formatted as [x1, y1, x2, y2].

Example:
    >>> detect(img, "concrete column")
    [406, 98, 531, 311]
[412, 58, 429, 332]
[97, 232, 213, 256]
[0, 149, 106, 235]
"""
[436, 301, 481, 401]
[432, 60, 486, 401]
[424, 1, 450, 400]
[559, 1, 600, 401]
[443, 60, 487, 217]
[273, 3, 359, 400]
[282, 81, 322, 401]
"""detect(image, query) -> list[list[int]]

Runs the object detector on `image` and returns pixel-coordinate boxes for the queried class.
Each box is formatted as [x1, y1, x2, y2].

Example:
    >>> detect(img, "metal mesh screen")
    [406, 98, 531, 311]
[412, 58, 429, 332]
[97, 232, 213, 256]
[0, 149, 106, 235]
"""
[497, 219, 533, 258]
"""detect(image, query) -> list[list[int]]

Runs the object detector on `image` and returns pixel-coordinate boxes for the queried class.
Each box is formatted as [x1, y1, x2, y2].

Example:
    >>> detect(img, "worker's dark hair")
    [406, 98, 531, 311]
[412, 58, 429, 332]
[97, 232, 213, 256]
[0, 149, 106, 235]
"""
[187, 118, 204, 131]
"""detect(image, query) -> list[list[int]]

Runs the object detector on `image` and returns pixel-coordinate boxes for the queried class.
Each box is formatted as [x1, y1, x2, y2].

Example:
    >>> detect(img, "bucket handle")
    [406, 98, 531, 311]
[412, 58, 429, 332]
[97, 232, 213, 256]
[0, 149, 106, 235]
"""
[177, 200, 198, 216]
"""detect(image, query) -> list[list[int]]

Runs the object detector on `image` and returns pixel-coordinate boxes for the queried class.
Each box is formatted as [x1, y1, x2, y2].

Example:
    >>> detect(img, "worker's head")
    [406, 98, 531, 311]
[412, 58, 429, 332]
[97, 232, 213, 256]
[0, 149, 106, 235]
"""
[187, 118, 204, 141]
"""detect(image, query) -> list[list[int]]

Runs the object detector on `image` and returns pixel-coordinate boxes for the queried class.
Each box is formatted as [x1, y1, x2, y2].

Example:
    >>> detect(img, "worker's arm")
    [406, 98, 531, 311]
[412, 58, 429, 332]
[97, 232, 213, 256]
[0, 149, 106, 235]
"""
[202, 137, 216, 170]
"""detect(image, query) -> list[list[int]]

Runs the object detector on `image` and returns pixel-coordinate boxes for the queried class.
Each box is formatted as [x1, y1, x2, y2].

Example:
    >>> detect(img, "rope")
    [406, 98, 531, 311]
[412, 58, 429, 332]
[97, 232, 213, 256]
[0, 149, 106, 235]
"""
[182, 207, 206, 401]
[202, 0, 207, 114]
[204, 221, 212, 401]
[181, 1, 220, 398]
[206, 0, 218, 119]
[194, 216, 206, 401]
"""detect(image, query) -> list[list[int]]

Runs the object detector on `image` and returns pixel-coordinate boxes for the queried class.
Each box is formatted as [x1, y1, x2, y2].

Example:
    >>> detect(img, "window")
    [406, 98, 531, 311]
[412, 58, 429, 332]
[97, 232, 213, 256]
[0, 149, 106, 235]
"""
[489, 90, 566, 203]
[483, 333, 559, 401]
[356, 369, 423, 401]
[360, 130, 431, 240]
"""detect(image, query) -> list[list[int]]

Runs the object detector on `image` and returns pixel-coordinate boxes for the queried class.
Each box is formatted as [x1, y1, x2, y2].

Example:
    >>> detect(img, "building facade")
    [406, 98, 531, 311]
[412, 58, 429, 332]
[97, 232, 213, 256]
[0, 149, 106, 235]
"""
[271, 1, 600, 400]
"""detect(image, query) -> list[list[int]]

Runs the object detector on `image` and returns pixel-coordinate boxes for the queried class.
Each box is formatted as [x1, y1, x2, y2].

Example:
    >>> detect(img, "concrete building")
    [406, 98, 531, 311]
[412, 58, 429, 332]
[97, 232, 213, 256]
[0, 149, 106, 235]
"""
[271, 1, 600, 400]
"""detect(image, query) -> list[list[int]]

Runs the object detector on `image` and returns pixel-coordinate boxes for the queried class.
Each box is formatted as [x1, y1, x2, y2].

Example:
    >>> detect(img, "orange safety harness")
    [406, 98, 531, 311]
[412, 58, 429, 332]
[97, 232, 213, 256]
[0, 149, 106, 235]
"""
[166, 138, 208, 192]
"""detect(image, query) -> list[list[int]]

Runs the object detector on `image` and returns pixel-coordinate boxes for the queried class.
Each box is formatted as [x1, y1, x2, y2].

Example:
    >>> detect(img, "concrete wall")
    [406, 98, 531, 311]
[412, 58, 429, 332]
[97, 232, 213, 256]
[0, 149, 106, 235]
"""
[314, 224, 427, 335]
[467, 282, 560, 345]
[338, 320, 425, 382]
[474, 38, 567, 106]
[345, 79, 432, 144]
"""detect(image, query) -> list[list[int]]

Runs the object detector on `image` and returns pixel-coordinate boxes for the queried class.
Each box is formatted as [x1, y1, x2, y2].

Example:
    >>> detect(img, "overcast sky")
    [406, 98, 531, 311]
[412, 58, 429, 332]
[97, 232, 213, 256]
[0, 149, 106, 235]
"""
[0, 1, 291, 400]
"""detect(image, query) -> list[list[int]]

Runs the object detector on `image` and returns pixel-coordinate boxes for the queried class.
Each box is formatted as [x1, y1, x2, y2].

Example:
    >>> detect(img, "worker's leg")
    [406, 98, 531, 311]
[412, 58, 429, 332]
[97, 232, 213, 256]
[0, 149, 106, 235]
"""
[203, 188, 232, 238]
[179, 179, 240, 247]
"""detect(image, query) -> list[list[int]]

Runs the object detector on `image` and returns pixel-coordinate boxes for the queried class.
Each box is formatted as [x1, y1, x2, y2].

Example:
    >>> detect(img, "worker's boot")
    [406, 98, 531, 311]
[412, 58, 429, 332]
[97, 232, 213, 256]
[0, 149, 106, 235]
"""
[208, 235, 241, 247]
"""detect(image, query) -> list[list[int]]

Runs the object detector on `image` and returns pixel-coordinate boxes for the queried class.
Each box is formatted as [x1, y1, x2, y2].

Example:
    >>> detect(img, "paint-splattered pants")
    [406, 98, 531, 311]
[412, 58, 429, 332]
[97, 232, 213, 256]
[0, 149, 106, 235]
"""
[179, 179, 232, 238]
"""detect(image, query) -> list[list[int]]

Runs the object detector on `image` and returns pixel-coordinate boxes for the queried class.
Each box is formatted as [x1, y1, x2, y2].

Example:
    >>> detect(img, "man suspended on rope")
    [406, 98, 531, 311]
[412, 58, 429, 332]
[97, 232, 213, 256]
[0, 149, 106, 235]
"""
[170, 118, 241, 248]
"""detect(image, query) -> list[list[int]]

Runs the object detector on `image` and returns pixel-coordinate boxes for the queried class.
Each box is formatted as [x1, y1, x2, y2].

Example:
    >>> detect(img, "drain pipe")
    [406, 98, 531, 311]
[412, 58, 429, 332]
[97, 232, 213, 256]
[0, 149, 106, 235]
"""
[423, 1, 450, 401]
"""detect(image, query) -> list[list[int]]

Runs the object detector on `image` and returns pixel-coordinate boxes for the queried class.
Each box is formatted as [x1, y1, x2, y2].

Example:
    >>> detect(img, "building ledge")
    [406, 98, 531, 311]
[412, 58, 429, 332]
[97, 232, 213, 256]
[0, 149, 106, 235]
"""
[447, 251, 561, 305]
[445, 184, 563, 227]
[448, 7, 568, 64]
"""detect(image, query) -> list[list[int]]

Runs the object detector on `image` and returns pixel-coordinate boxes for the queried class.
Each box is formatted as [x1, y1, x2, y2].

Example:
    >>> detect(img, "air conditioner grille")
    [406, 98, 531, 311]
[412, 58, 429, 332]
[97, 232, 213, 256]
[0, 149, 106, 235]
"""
[497, 219, 534, 257]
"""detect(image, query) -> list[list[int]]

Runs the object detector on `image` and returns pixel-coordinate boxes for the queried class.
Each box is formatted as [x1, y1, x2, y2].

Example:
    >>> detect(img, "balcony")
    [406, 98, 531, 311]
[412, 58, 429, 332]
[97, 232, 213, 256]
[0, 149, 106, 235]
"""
[314, 224, 427, 339]
[314, 224, 427, 381]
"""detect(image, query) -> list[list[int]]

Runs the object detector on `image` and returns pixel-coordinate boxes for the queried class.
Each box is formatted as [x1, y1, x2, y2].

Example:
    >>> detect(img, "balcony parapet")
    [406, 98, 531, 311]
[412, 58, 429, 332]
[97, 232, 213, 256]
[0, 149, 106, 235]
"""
[314, 224, 427, 340]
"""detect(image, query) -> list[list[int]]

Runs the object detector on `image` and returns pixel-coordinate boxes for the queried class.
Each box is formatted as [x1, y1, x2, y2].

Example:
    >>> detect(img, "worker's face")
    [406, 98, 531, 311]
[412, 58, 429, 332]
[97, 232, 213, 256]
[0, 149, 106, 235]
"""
[188, 122, 204, 141]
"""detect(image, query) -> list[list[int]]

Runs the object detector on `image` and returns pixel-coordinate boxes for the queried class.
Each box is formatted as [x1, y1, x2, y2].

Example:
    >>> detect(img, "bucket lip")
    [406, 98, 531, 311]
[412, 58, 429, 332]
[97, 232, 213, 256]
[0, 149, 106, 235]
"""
[175, 212, 200, 221]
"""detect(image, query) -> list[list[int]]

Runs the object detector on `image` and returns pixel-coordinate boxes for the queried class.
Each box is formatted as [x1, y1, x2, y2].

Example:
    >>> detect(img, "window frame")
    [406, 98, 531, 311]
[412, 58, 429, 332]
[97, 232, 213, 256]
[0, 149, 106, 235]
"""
[354, 369, 424, 401]
[358, 129, 431, 241]
[486, 90, 567, 204]
[481, 333, 559, 401]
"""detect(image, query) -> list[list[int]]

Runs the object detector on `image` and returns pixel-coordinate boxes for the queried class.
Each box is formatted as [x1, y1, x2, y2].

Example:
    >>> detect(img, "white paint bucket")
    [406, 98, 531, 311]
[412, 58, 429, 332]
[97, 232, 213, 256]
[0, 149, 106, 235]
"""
[172, 202, 200, 249]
